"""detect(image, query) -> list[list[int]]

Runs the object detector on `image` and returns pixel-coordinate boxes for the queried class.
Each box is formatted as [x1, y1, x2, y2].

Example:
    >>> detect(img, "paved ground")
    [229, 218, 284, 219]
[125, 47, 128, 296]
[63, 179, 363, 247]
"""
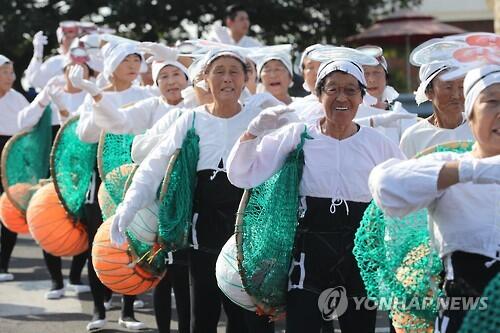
[0, 235, 391, 333]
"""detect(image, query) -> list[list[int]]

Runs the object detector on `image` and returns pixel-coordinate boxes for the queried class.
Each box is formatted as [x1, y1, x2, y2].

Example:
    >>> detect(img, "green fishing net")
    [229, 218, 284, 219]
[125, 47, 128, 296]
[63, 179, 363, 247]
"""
[126, 231, 166, 276]
[98, 163, 137, 221]
[353, 140, 475, 332]
[236, 128, 310, 316]
[459, 273, 500, 333]
[0, 106, 52, 212]
[50, 116, 97, 218]
[157, 121, 199, 252]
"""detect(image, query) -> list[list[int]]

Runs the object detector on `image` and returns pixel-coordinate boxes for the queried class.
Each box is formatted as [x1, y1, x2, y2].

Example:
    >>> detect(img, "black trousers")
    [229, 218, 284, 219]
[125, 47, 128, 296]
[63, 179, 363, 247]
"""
[42, 250, 87, 289]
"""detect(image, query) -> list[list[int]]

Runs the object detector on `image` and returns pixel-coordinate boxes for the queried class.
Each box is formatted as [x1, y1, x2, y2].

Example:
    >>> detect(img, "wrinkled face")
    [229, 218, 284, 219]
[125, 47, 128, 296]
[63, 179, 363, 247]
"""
[206, 56, 247, 103]
[319, 71, 363, 126]
[302, 57, 321, 93]
[261, 60, 292, 97]
[226, 11, 250, 36]
[113, 54, 141, 83]
[427, 72, 465, 116]
[363, 64, 386, 100]
[469, 83, 500, 156]
[157, 65, 189, 105]
[0, 62, 15, 92]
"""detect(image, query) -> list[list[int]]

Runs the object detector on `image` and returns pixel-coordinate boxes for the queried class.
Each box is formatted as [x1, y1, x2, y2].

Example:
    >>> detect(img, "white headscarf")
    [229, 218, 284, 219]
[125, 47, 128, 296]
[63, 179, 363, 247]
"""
[315, 59, 367, 91]
[152, 61, 190, 87]
[414, 62, 450, 105]
[257, 52, 293, 79]
[463, 64, 500, 118]
[102, 43, 145, 80]
[0, 55, 11, 66]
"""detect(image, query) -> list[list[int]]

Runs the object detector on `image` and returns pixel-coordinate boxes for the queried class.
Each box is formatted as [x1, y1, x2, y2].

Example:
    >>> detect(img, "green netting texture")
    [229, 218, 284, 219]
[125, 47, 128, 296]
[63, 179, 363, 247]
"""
[2, 106, 52, 211]
[459, 273, 500, 333]
[100, 133, 135, 178]
[238, 129, 310, 313]
[157, 127, 199, 252]
[51, 116, 97, 218]
[126, 231, 166, 276]
[353, 141, 475, 332]
[99, 164, 136, 221]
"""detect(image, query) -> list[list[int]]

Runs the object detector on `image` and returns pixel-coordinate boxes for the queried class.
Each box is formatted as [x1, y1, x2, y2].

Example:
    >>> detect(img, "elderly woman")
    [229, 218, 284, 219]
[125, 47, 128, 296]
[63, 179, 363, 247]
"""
[369, 64, 499, 333]
[400, 62, 473, 157]
[257, 52, 294, 105]
[110, 49, 274, 333]
[227, 58, 404, 333]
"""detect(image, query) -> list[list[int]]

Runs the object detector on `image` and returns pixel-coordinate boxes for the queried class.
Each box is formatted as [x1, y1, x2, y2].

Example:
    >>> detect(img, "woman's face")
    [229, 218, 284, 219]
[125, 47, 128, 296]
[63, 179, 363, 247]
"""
[469, 83, 500, 156]
[245, 60, 257, 93]
[157, 65, 188, 105]
[363, 64, 386, 100]
[0, 62, 15, 92]
[427, 72, 465, 116]
[302, 57, 321, 93]
[113, 54, 141, 83]
[318, 71, 363, 126]
[260, 60, 292, 97]
[206, 56, 246, 104]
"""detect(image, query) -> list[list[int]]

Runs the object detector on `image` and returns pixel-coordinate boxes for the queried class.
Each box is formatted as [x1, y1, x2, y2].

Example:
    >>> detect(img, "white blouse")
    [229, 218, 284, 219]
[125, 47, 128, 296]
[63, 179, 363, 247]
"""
[24, 54, 65, 90]
[369, 152, 500, 260]
[121, 102, 264, 213]
[227, 121, 404, 203]
[76, 86, 155, 143]
[0, 89, 29, 136]
[400, 116, 473, 158]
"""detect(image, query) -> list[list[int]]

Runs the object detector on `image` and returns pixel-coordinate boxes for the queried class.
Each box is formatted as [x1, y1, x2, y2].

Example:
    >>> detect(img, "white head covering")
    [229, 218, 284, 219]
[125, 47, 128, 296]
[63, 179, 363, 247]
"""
[298, 44, 325, 75]
[463, 64, 500, 118]
[257, 52, 293, 79]
[414, 62, 450, 105]
[152, 60, 190, 87]
[102, 43, 144, 80]
[195, 49, 247, 91]
[0, 55, 11, 66]
[56, 21, 79, 44]
[315, 59, 367, 91]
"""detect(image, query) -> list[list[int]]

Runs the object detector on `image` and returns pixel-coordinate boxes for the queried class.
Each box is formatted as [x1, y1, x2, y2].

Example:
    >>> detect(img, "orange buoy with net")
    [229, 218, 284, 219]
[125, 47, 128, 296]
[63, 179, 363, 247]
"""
[92, 218, 164, 295]
[0, 194, 28, 234]
[26, 182, 88, 256]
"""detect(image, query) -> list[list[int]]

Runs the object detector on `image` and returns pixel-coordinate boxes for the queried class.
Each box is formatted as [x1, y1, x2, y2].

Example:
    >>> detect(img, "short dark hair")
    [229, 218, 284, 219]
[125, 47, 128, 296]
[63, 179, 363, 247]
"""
[225, 4, 247, 21]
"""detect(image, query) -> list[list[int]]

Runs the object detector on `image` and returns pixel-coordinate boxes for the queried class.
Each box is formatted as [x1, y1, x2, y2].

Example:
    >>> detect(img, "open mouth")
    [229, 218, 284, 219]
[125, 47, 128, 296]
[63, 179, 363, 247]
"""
[167, 88, 180, 93]
[334, 106, 349, 112]
[269, 82, 282, 87]
[221, 87, 234, 92]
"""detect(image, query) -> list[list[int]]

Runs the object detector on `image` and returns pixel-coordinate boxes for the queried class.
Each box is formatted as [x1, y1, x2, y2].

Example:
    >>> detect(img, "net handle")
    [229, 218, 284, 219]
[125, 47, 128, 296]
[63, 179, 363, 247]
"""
[96, 131, 107, 182]
[158, 149, 181, 202]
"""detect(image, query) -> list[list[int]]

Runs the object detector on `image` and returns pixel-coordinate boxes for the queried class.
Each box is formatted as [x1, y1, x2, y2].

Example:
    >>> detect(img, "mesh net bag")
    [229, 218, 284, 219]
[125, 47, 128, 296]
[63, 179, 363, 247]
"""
[459, 273, 500, 333]
[50, 116, 98, 218]
[1, 106, 52, 212]
[353, 140, 474, 332]
[98, 164, 137, 221]
[235, 127, 310, 317]
[157, 116, 199, 252]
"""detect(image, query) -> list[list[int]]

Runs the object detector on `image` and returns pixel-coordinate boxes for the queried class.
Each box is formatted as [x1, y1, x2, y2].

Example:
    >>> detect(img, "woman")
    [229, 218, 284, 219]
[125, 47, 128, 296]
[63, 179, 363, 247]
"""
[400, 62, 473, 157]
[0, 55, 29, 282]
[71, 42, 155, 332]
[110, 48, 274, 333]
[258, 52, 294, 105]
[226, 58, 404, 333]
[18, 49, 95, 299]
[369, 64, 500, 333]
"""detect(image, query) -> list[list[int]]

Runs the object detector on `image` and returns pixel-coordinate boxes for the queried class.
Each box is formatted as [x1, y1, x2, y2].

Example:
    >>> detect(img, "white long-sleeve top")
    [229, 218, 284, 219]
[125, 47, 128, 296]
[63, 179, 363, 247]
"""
[18, 89, 86, 130]
[369, 152, 500, 260]
[121, 101, 264, 213]
[24, 54, 65, 90]
[76, 86, 155, 143]
[289, 94, 324, 122]
[227, 120, 404, 204]
[399, 116, 473, 158]
[0, 89, 29, 136]
[208, 25, 262, 47]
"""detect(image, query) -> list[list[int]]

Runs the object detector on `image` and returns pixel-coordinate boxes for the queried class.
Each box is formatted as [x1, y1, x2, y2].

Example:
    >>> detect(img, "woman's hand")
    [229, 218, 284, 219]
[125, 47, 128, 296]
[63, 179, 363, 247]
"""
[247, 105, 294, 136]
[138, 42, 178, 63]
[110, 204, 136, 246]
[68, 65, 101, 97]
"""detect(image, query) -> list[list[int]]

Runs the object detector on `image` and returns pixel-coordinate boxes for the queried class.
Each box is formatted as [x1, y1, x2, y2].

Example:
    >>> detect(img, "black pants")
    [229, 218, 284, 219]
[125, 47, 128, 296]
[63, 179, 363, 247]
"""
[436, 251, 499, 333]
[189, 249, 273, 333]
[42, 250, 87, 289]
[154, 262, 191, 333]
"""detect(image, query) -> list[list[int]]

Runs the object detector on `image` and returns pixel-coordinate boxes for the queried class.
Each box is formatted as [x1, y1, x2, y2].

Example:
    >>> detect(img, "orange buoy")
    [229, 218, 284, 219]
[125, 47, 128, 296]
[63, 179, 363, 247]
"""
[26, 182, 88, 256]
[0, 183, 36, 234]
[92, 218, 164, 295]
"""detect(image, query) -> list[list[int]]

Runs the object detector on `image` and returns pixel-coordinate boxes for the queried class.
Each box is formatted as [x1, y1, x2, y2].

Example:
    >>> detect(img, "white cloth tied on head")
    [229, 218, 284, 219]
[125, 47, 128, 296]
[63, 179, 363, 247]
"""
[315, 59, 367, 90]
[0, 54, 11, 66]
[152, 60, 190, 87]
[256, 52, 293, 79]
[414, 62, 450, 105]
[463, 64, 500, 118]
[102, 42, 145, 80]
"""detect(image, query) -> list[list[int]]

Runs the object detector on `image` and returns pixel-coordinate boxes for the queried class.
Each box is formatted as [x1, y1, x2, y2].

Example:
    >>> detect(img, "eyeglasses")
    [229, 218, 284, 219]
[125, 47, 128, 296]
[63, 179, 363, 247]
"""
[322, 85, 361, 97]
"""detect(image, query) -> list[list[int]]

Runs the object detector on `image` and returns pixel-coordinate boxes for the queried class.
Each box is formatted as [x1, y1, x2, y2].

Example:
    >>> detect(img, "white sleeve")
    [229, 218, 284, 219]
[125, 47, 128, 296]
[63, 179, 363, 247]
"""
[226, 123, 304, 189]
[25, 57, 62, 90]
[76, 94, 102, 143]
[368, 153, 456, 218]
[93, 96, 156, 135]
[120, 111, 191, 212]
[131, 108, 184, 163]
[17, 100, 45, 130]
[24, 57, 42, 88]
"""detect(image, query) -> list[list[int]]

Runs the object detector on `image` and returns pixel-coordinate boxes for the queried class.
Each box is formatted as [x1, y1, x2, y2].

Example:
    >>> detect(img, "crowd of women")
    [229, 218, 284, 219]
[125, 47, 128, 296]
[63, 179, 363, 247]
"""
[0, 4, 498, 333]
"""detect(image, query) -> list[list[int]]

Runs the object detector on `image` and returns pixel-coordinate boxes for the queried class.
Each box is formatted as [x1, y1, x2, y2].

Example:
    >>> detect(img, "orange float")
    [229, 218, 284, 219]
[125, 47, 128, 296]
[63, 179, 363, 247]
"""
[0, 182, 35, 234]
[26, 182, 88, 256]
[92, 218, 164, 295]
